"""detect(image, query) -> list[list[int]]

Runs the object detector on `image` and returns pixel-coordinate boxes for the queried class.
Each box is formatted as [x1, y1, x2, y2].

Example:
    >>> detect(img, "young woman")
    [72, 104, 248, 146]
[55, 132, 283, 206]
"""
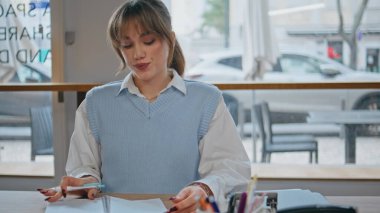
[39, 0, 250, 212]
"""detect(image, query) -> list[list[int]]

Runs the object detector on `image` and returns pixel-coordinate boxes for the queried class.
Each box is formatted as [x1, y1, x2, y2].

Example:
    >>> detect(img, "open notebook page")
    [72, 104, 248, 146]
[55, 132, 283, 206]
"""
[45, 196, 167, 213]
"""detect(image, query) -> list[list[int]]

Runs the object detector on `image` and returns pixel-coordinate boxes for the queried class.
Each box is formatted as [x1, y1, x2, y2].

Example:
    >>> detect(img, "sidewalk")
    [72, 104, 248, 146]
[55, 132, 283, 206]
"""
[242, 136, 380, 165]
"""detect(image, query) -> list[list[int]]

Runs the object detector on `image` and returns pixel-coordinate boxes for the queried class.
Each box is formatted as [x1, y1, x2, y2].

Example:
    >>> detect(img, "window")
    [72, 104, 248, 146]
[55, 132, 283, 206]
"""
[175, 0, 380, 171]
[16, 64, 50, 83]
[280, 55, 321, 74]
[0, 0, 53, 176]
[218, 56, 243, 70]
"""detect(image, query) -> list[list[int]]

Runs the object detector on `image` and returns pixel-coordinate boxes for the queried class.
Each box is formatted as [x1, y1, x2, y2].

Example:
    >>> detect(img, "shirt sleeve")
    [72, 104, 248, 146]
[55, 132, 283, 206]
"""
[196, 96, 251, 202]
[65, 100, 102, 182]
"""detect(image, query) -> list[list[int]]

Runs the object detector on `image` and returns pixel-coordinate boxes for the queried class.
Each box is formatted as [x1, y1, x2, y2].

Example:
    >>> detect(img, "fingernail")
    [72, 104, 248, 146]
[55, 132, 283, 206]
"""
[169, 196, 176, 201]
[45, 197, 50, 201]
[168, 206, 178, 212]
[37, 189, 47, 193]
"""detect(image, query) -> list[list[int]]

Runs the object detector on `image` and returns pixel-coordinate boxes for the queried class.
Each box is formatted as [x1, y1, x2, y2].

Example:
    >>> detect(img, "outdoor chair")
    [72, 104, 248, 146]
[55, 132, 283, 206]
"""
[254, 102, 318, 163]
[222, 93, 246, 138]
[222, 93, 239, 126]
[30, 106, 53, 161]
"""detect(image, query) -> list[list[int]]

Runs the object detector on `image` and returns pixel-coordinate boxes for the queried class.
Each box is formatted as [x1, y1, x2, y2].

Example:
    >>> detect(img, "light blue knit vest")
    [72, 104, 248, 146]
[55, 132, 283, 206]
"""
[86, 80, 221, 194]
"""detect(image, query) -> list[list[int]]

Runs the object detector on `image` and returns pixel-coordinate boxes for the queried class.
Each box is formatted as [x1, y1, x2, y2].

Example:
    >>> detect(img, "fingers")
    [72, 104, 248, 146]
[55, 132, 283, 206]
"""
[60, 176, 86, 198]
[45, 191, 63, 202]
[38, 176, 92, 202]
[171, 195, 197, 211]
[171, 187, 192, 203]
[168, 203, 197, 213]
[37, 188, 57, 197]
[87, 188, 99, 200]
[169, 186, 203, 212]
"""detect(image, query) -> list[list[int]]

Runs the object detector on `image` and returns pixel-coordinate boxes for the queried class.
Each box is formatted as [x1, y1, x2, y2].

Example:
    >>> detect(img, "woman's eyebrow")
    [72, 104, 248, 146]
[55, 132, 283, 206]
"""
[119, 37, 130, 43]
[140, 31, 152, 37]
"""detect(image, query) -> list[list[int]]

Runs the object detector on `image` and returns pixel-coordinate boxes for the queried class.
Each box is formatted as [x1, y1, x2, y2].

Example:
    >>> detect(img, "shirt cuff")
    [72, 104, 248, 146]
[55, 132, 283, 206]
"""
[193, 176, 230, 212]
[189, 182, 214, 196]
[68, 168, 101, 183]
[193, 175, 223, 199]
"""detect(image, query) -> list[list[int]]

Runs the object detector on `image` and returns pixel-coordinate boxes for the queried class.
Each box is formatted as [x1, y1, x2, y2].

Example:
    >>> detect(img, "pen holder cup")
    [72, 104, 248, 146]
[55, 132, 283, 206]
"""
[227, 192, 277, 213]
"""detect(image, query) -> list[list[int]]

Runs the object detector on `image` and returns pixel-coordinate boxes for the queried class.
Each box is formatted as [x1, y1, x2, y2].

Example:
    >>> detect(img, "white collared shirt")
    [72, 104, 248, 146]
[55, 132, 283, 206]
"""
[66, 70, 251, 201]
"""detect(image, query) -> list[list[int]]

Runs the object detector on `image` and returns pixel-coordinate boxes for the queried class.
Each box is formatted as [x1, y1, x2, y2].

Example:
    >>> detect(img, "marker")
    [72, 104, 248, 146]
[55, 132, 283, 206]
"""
[199, 197, 214, 212]
[208, 196, 221, 213]
[227, 194, 237, 213]
[237, 192, 247, 213]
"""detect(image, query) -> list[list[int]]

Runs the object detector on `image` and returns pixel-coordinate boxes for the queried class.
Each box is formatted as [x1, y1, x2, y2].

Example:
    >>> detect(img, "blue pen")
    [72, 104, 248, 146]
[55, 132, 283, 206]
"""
[49, 183, 105, 192]
[208, 196, 221, 213]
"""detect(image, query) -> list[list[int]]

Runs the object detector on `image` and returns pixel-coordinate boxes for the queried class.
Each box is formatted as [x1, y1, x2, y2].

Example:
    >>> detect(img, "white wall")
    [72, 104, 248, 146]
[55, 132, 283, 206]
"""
[63, 0, 124, 83]
[61, 0, 128, 161]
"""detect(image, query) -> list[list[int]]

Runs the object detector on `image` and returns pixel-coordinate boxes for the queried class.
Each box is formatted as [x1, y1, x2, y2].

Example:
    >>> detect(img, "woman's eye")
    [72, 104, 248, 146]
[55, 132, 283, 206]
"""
[144, 39, 155, 45]
[120, 44, 132, 49]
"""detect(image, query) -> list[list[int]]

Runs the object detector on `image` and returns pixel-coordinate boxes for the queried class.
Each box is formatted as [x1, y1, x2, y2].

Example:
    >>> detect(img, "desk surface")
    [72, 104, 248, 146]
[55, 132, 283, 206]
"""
[0, 191, 379, 213]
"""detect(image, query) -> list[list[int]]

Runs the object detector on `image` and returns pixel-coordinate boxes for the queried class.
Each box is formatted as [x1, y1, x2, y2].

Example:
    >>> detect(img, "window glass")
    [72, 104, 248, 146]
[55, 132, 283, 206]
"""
[172, 0, 380, 168]
[280, 55, 321, 74]
[218, 56, 242, 70]
[0, 0, 53, 176]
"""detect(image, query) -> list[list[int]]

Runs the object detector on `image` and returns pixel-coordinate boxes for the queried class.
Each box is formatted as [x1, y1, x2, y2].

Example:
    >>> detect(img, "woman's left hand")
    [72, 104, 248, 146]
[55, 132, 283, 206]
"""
[167, 185, 207, 213]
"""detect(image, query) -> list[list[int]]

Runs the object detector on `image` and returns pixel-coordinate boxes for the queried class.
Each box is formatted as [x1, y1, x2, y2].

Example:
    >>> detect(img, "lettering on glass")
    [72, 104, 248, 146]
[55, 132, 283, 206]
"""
[0, 1, 51, 65]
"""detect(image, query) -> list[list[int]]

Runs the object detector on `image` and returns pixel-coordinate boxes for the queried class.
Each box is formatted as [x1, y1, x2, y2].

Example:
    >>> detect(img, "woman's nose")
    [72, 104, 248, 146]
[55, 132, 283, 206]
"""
[134, 44, 146, 60]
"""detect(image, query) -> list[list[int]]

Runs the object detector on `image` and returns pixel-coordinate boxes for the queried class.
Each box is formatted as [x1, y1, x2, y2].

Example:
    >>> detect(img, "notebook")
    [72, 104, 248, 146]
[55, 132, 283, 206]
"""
[45, 196, 167, 213]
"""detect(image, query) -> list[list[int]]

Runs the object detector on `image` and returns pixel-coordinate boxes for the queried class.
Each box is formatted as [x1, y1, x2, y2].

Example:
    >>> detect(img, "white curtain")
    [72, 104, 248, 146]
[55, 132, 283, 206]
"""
[242, 0, 279, 162]
[243, 0, 278, 80]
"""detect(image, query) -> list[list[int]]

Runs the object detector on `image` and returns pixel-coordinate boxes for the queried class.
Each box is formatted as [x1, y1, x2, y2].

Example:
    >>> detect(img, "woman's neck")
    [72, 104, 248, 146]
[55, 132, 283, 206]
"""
[134, 72, 172, 101]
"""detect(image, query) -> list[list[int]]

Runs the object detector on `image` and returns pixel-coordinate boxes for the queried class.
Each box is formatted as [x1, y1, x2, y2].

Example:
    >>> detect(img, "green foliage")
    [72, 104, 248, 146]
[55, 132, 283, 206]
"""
[202, 0, 225, 34]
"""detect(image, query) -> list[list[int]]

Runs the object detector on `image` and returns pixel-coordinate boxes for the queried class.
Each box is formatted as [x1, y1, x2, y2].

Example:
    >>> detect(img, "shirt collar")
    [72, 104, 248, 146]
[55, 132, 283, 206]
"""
[117, 69, 186, 97]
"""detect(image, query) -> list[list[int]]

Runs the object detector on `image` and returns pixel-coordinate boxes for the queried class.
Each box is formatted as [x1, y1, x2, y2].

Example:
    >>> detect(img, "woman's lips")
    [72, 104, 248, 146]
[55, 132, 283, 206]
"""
[134, 63, 150, 71]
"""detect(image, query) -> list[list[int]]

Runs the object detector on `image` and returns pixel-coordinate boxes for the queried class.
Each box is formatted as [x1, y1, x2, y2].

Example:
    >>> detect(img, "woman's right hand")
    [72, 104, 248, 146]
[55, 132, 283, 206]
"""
[37, 176, 99, 202]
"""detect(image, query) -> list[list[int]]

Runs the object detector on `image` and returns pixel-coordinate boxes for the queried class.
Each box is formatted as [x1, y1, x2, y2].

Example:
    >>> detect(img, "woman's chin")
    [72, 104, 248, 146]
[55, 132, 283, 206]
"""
[133, 73, 155, 82]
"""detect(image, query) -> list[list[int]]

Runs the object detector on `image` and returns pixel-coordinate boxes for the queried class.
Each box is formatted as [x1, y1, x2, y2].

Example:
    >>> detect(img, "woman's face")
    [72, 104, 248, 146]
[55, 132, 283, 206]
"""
[119, 21, 170, 84]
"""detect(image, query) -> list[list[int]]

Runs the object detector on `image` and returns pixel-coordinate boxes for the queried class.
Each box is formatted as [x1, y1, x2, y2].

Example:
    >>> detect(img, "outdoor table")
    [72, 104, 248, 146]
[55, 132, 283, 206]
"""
[307, 110, 380, 164]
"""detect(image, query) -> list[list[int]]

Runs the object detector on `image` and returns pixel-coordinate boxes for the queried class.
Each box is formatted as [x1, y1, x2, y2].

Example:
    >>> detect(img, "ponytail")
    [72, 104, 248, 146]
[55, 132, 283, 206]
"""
[170, 39, 185, 77]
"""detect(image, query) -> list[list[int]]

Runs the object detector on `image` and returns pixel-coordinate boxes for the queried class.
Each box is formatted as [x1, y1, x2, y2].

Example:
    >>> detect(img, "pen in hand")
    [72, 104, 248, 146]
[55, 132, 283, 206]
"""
[42, 183, 105, 193]
[49, 183, 105, 192]
[39, 183, 105, 201]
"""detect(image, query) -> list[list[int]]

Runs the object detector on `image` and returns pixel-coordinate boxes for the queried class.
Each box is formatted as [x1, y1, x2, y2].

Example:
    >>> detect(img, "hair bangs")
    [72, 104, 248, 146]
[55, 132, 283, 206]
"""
[114, 1, 171, 45]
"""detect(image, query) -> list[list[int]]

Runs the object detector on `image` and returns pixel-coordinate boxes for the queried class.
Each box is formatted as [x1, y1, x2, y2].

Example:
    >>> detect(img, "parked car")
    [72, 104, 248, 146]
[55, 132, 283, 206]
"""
[185, 50, 380, 135]
[0, 63, 51, 121]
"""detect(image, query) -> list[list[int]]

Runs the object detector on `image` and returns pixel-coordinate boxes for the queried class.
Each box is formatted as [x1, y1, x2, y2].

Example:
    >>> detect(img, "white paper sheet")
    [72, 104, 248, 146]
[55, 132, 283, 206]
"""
[111, 197, 166, 212]
[45, 196, 167, 213]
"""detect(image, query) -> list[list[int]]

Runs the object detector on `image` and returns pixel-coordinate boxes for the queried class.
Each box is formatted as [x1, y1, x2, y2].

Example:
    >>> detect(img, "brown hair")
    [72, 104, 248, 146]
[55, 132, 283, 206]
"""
[108, 0, 185, 76]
